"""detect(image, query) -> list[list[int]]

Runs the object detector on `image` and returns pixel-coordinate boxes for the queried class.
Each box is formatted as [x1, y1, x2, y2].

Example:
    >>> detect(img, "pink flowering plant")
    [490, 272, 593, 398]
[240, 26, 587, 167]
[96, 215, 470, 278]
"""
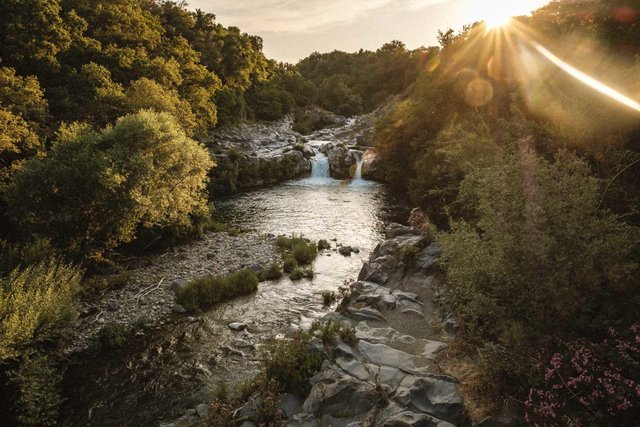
[525, 324, 640, 426]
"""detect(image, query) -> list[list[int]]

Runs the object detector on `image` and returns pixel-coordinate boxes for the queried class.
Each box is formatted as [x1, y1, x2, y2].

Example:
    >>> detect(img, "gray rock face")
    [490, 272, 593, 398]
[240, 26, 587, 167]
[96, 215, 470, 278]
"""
[362, 148, 385, 181]
[291, 223, 466, 426]
[327, 145, 358, 179]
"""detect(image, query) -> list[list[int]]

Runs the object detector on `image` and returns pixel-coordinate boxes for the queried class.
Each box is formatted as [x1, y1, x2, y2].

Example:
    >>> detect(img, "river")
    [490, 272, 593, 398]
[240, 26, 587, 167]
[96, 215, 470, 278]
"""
[61, 148, 408, 426]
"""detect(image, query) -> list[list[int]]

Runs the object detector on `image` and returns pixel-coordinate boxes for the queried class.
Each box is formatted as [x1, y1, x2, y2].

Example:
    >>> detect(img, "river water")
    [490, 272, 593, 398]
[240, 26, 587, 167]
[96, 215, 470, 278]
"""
[61, 149, 408, 426]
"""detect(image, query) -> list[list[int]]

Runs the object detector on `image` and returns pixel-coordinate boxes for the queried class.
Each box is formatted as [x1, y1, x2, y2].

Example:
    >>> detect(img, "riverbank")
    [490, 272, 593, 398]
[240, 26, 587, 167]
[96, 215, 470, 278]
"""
[67, 231, 279, 353]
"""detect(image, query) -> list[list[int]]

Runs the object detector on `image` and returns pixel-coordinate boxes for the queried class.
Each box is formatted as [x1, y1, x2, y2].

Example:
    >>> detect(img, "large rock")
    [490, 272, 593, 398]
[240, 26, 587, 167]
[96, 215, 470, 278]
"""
[362, 148, 385, 181]
[327, 145, 358, 179]
[395, 376, 465, 425]
[300, 366, 384, 419]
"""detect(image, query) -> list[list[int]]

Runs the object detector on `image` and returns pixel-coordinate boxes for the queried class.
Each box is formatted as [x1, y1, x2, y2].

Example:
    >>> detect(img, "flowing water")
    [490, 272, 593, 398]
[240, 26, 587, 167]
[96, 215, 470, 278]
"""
[61, 150, 408, 426]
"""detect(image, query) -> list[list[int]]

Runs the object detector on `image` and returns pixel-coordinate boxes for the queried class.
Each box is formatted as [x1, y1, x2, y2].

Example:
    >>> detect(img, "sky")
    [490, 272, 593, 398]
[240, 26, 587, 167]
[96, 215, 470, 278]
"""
[186, 0, 551, 63]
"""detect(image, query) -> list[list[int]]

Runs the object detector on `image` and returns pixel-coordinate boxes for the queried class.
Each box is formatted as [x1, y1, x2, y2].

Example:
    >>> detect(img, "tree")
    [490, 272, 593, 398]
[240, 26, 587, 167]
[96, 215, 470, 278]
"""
[125, 77, 197, 135]
[5, 111, 214, 257]
[0, 67, 50, 137]
[0, 0, 73, 73]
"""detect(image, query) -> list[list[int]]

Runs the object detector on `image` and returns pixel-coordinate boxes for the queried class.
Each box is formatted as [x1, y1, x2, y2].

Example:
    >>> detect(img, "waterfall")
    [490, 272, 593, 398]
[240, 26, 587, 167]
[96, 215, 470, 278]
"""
[353, 154, 364, 180]
[311, 149, 330, 178]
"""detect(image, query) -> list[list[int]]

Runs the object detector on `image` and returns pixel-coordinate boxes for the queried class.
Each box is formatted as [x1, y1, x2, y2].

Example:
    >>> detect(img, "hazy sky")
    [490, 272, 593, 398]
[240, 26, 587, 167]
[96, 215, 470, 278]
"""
[187, 0, 551, 63]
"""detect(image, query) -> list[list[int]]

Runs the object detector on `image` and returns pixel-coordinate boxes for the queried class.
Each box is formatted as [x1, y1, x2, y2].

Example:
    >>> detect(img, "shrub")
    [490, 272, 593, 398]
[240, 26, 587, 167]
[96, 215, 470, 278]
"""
[79, 271, 130, 300]
[8, 353, 63, 427]
[176, 269, 259, 312]
[282, 255, 298, 274]
[261, 331, 323, 395]
[321, 290, 336, 305]
[292, 242, 317, 265]
[95, 323, 130, 351]
[310, 320, 358, 347]
[0, 259, 81, 361]
[289, 267, 314, 281]
[525, 325, 640, 426]
[440, 150, 640, 397]
[263, 262, 283, 281]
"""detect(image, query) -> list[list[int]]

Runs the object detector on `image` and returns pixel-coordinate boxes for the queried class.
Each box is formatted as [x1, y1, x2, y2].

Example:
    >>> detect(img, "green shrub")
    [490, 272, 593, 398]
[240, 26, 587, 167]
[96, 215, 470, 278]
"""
[440, 151, 640, 397]
[310, 319, 358, 346]
[8, 353, 63, 427]
[321, 290, 336, 305]
[176, 269, 259, 312]
[289, 267, 314, 281]
[292, 241, 317, 265]
[0, 259, 81, 361]
[282, 255, 298, 273]
[261, 332, 323, 395]
[79, 271, 130, 300]
[95, 323, 130, 351]
[261, 263, 283, 281]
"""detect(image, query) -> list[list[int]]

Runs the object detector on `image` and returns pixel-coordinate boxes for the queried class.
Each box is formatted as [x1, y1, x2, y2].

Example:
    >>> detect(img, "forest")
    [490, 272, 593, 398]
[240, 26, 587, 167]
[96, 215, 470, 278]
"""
[0, 0, 639, 425]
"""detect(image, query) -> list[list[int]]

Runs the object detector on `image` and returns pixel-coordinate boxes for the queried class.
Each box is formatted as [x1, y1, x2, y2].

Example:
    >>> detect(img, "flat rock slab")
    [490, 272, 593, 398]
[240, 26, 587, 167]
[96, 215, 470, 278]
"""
[357, 341, 418, 372]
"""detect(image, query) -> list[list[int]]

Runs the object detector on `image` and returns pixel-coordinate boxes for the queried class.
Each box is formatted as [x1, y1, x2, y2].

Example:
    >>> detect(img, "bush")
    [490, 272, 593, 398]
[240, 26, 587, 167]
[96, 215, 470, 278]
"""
[525, 325, 640, 426]
[0, 259, 81, 361]
[5, 111, 214, 258]
[292, 242, 317, 265]
[78, 271, 130, 300]
[310, 319, 358, 347]
[8, 353, 63, 426]
[289, 267, 314, 281]
[95, 323, 130, 351]
[321, 290, 336, 305]
[440, 151, 640, 398]
[260, 262, 283, 281]
[261, 331, 323, 395]
[282, 255, 298, 274]
[176, 269, 259, 312]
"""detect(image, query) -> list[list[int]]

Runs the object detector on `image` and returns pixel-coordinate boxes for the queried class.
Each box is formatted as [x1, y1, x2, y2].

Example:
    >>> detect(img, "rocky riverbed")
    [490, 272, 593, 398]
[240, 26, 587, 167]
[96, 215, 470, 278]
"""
[68, 231, 279, 353]
[222, 223, 469, 427]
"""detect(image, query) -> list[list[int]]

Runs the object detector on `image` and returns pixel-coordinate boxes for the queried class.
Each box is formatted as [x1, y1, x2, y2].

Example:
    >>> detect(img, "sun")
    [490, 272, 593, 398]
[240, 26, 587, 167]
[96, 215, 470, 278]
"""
[484, 12, 513, 29]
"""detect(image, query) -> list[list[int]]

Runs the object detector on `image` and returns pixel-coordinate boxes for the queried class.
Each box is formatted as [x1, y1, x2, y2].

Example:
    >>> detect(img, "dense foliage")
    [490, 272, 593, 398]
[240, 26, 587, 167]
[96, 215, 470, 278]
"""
[372, 0, 640, 422]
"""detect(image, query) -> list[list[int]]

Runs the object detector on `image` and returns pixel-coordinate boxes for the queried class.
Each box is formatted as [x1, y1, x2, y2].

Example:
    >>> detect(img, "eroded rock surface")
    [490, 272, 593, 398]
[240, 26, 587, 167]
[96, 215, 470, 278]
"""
[288, 224, 466, 426]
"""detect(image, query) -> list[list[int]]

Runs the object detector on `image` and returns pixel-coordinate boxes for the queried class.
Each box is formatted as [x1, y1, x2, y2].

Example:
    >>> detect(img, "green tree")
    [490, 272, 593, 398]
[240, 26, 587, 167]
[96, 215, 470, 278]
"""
[5, 111, 214, 257]
[0, 0, 73, 73]
[0, 67, 50, 137]
[125, 77, 197, 135]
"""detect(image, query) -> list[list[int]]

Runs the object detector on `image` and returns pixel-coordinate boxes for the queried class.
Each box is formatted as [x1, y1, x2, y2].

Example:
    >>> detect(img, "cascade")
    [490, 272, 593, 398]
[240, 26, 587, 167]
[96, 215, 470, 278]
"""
[311, 149, 330, 178]
[353, 153, 364, 180]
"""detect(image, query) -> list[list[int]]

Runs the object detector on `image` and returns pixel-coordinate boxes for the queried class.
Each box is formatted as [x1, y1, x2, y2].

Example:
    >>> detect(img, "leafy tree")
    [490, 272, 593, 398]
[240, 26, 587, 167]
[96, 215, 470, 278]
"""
[0, 110, 42, 185]
[0, 67, 50, 137]
[125, 77, 197, 135]
[5, 111, 214, 257]
[317, 74, 362, 117]
[0, 0, 73, 73]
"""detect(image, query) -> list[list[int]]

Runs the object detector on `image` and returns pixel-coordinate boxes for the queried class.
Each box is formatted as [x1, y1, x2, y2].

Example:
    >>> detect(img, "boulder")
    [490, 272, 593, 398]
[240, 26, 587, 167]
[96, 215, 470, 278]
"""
[300, 366, 383, 419]
[395, 376, 464, 425]
[385, 223, 420, 239]
[228, 322, 248, 331]
[361, 148, 385, 181]
[327, 145, 358, 179]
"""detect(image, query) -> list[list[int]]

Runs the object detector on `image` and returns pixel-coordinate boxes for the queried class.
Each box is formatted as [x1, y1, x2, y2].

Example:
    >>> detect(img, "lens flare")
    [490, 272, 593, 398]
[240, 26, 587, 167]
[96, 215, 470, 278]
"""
[532, 42, 640, 113]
